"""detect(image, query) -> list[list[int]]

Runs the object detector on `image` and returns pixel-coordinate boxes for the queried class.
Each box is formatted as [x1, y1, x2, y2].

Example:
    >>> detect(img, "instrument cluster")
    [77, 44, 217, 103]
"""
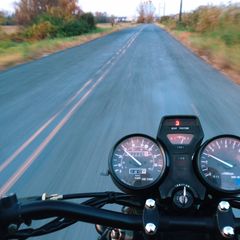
[109, 116, 240, 198]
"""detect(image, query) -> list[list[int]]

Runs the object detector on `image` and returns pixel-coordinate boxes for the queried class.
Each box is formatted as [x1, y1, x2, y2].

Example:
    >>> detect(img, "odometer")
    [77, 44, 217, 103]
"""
[109, 134, 167, 193]
[196, 135, 240, 193]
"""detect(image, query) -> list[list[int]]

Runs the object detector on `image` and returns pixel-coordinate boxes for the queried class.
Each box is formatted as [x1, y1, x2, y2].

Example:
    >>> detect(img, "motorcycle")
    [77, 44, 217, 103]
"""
[0, 115, 240, 240]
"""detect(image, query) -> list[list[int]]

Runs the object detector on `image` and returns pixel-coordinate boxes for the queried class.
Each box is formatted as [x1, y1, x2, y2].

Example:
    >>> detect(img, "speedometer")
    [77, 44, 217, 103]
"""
[196, 135, 240, 193]
[109, 134, 167, 193]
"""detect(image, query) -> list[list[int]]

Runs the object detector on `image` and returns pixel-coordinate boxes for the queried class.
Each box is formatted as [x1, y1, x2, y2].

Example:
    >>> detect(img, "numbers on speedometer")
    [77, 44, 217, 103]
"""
[196, 135, 240, 193]
[109, 134, 167, 192]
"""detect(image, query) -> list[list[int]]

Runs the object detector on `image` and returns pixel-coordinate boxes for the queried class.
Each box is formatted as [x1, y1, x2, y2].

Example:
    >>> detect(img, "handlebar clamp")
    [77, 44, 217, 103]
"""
[143, 199, 160, 239]
[216, 201, 236, 239]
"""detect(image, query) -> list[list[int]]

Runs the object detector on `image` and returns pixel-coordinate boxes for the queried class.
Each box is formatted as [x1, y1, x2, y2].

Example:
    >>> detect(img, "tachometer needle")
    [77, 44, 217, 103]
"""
[123, 149, 142, 166]
[203, 153, 233, 168]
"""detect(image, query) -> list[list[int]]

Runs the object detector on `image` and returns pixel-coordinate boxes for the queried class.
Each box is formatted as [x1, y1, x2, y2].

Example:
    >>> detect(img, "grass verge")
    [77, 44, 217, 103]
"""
[0, 23, 135, 71]
[157, 24, 240, 85]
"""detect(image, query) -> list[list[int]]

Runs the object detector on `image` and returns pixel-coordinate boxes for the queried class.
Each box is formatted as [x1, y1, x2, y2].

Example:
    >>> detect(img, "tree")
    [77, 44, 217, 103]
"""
[14, 0, 82, 25]
[95, 12, 109, 23]
[137, 3, 145, 23]
[49, 0, 83, 19]
[0, 12, 5, 25]
[137, 1, 155, 23]
[0, 11, 15, 25]
[110, 15, 115, 26]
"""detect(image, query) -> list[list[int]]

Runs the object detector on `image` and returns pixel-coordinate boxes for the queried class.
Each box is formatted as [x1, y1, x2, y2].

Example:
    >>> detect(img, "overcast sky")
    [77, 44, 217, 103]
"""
[0, 0, 239, 16]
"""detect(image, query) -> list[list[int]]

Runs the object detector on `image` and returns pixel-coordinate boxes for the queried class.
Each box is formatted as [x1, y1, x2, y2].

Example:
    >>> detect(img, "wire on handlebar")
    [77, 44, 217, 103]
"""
[4, 192, 142, 239]
[62, 191, 127, 200]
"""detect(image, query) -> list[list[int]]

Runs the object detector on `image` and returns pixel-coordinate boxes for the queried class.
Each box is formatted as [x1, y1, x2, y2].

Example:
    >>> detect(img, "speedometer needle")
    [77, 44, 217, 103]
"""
[123, 149, 142, 166]
[203, 153, 233, 168]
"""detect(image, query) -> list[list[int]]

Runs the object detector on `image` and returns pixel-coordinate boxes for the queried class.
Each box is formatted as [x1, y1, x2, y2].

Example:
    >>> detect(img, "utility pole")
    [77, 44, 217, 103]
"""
[163, 1, 166, 16]
[179, 0, 183, 22]
[158, 2, 161, 18]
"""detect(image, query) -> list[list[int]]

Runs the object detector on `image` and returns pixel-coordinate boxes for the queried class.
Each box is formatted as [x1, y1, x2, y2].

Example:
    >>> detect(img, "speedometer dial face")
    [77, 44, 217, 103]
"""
[197, 135, 240, 193]
[109, 134, 167, 192]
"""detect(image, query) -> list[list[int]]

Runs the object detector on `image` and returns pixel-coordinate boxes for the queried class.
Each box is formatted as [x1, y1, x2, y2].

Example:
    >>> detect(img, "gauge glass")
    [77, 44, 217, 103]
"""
[167, 134, 193, 145]
[110, 135, 166, 190]
[198, 136, 240, 192]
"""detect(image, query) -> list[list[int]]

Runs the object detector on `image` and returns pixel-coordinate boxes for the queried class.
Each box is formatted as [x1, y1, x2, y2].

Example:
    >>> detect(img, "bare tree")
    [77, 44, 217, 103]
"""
[110, 15, 115, 26]
[95, 12, 108, 23]
[137, 2, 145, 23]
[137, 1, 155, 23]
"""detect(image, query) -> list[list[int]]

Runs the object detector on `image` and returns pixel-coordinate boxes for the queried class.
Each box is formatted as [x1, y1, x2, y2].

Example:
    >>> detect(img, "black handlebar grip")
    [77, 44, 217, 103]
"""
[0, 194, 20, 225]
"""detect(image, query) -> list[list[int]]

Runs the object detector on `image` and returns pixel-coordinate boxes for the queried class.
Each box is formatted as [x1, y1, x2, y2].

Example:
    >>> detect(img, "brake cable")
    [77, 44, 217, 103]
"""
[5, 192, 138, 239]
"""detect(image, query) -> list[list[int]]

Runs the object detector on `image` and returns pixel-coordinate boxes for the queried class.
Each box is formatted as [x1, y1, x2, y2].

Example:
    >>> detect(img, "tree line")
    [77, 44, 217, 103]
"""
[1, 0, 96, 40]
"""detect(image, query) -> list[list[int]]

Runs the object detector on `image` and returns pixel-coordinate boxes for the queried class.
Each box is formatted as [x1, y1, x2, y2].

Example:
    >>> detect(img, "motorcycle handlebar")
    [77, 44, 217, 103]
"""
[0, 195, 240, 237]
[0, 200, 222, 232]
[20, 201, 143, 230]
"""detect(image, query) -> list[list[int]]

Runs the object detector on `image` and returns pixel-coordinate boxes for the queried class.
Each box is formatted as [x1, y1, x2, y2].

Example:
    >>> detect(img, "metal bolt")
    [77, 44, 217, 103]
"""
[111, 229, 121, 240]
[218, 201, 230, 212]
[145, 223, 157, 235]
[145, 199, 156, 209]
[8, 224, 18, 234]
[222, 226, 235, 238]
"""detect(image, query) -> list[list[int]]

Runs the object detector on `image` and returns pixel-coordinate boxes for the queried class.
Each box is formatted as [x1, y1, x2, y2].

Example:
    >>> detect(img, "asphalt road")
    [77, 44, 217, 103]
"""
[0, 24, 240, 239]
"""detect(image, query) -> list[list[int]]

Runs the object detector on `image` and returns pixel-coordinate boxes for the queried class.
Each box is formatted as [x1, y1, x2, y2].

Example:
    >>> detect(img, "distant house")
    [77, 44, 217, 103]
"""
[115, 17, 128, 22]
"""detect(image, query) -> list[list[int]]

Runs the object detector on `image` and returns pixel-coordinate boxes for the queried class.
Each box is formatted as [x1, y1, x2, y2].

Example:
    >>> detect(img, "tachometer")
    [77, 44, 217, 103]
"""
[109, 134, 167, 193]
[196, 135, 240, 193]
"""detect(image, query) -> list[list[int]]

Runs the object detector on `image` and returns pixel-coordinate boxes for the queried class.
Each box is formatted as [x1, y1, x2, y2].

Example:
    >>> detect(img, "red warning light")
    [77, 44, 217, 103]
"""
[175, 120, 180, 126]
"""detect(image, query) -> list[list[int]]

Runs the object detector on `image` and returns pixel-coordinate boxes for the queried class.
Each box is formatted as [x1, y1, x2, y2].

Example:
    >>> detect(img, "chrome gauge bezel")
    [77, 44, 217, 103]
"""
[195, 135, 240, 194]
[109, 134, 168, 194]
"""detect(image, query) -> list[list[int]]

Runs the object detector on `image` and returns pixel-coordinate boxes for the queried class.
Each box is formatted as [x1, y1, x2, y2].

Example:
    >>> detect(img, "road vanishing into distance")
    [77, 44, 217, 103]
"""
[0, 24, 240, 239]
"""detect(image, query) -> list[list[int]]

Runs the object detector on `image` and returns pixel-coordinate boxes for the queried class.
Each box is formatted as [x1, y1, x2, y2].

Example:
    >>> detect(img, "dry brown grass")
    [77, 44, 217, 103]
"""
[97, 22, 136, 30]
[167, 30, 240, 85]
[0, 53, 23, 69]
[1, 26, 21, 35]
[97, 23, 113, 29]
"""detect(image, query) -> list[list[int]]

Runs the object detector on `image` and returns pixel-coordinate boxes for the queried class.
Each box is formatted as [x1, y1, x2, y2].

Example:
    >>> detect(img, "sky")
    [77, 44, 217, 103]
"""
[0, 0, 239, 16]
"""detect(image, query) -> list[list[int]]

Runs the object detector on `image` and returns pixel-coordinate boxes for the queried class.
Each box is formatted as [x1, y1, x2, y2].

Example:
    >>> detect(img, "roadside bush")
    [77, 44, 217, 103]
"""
[24, 21, 57, 40]
[10, 33, 25, 43]
[36, 13, 65, 27]
[220, 28, 240, 45]
[161, 5, 240, 46]
[160, 16, 177, 30]
[194, 6, 222, 32]
[23, 11, 96, 39]
[60, 19, 89, 36]
[80, 13, 95, 29]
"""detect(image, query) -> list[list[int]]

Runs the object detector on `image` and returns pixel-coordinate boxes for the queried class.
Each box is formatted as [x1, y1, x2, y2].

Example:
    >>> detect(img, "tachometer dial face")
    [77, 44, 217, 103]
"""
[197, 135, 240, 193]
[109, 134, 167, 192]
